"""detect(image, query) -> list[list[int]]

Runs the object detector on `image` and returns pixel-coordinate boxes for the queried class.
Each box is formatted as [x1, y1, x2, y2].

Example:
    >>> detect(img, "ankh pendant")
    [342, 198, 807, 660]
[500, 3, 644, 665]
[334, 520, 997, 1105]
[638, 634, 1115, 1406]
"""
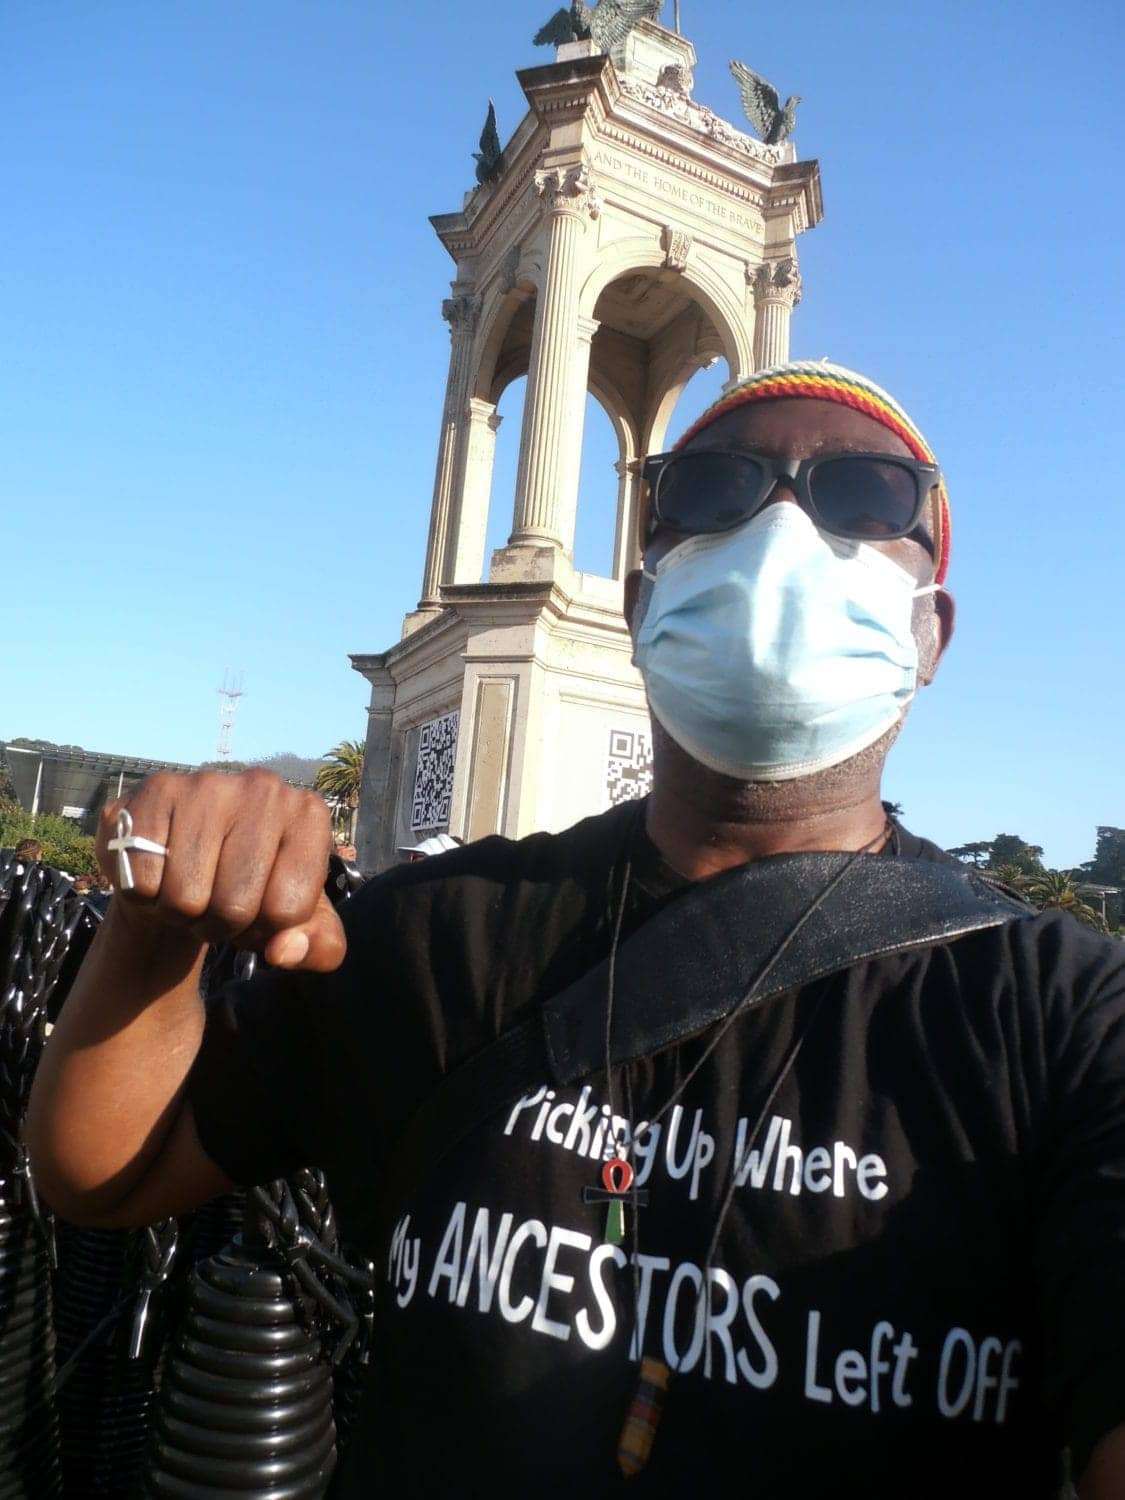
[581, 1155, 649, 1240]
[601, 1156, 633, 1246]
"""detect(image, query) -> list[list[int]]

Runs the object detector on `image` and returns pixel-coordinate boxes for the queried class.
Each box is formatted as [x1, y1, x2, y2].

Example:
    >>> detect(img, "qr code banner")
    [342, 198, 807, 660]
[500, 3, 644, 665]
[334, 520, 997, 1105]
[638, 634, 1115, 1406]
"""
[606, 726, 653, 807]
[411, 710, 460, 831]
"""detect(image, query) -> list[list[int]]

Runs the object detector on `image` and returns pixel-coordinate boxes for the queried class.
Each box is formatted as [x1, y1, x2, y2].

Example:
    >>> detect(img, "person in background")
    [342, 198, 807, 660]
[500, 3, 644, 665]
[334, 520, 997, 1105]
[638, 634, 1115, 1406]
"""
[397, 833, 463, 864]
[12, 838, 43, 873]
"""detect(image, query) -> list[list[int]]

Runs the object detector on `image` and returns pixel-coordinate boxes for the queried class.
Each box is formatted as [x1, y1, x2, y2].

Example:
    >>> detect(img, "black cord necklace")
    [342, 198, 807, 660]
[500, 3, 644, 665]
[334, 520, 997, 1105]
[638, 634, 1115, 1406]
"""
[597, 806, 895, 1478]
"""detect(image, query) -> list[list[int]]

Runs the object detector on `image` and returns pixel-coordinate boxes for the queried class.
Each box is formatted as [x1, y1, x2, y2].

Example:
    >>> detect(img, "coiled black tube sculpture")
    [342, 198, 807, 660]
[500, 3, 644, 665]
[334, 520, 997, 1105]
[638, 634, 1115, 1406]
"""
[142, 1215, 337, 1500]
[53, 1223, 133, 1496]
[0, 1180, 61, 1499]
[0, 848, 373, 1497]
[0, 859, 87, 1500]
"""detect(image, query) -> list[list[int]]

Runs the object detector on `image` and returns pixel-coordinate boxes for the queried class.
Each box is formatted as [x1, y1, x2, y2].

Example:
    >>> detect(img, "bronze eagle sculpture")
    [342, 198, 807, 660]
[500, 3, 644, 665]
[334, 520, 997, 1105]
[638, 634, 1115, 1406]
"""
[534, 0, 664, 54]
[729, 59, 801, 145]
[473, 99, 503, 186]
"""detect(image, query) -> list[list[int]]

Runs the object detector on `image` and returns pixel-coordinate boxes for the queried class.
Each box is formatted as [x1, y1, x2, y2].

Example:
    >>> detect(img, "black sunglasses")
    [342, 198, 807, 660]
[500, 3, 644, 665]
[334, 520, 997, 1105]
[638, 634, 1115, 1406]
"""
[641, 449, 941, 549]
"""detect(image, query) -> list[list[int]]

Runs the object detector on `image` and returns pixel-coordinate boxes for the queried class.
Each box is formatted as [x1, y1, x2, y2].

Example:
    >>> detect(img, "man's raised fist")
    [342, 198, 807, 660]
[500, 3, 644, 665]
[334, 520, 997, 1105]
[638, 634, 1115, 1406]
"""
[96, 770, 346, 972]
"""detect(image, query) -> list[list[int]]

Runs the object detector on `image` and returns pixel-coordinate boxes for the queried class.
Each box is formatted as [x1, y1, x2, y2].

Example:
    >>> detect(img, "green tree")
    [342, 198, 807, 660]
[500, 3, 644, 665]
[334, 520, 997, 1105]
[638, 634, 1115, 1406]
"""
[987, 834, 1044, 876]
[1021, 869, 1107, 932]
[951, 835, 1046, 873]
[314, 741, 365, 839]
[949, 840, 993, 868]
[0, 801, 98, 876]
[249, 752, 326, 786]
[1080, 827, 1125, 888]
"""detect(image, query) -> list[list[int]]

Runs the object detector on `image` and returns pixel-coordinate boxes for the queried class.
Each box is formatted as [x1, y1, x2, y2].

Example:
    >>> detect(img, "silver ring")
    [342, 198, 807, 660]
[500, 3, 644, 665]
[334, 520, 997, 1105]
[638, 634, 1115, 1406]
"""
[106, 808, 169, 892]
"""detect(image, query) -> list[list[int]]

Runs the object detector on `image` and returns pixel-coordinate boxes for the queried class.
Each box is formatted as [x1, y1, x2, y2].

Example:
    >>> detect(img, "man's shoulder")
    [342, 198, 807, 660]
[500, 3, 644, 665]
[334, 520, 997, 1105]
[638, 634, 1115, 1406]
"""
[939, 905, 1125, 1038]
[351, 801, 637, 917]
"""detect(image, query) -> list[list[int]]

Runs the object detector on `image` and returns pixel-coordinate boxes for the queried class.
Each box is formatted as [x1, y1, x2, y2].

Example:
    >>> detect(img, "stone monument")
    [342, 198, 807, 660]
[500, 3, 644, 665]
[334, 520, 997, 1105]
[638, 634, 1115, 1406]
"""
[351, 17, 822, 870]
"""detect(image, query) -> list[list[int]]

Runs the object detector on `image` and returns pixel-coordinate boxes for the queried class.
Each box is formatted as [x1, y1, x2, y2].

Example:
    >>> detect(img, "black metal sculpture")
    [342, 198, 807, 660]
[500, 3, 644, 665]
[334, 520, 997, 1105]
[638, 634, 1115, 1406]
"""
[0, 858, 86, 1499]
[0, 1178, 61, 1498]
[474, 100, 503, 185]
[0, 848, 373, 1498]
[729, 59, 801, 144]
[141, 1227, 338, 1498]
[534, 0, 663, 52]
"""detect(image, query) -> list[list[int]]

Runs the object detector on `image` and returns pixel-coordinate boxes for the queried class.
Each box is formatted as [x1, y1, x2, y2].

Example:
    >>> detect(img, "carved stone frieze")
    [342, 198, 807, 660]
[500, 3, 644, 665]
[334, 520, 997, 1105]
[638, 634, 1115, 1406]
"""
[619, 75, 786, 167]
[661, 223, 692, 273]
[594, 128, 767, 236]
[750, 257, 802, 309]
[534, 163, 602, 221]
[656, 63, 693, 97]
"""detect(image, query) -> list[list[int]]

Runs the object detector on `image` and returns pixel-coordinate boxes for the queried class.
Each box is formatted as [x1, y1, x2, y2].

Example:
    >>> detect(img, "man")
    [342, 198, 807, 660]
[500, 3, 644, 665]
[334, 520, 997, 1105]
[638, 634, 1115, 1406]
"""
[26, 363, 1125, 1497]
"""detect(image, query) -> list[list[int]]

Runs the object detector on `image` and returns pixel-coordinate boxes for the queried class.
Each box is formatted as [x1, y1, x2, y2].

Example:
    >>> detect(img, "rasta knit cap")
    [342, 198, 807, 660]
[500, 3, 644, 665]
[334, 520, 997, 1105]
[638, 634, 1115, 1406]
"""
[674, 360, 951, 586]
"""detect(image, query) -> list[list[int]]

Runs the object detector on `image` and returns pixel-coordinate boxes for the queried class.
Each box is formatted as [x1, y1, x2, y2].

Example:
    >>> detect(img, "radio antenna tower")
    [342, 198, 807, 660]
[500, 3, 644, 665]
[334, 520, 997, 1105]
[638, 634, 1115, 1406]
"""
[217, 669, 245, 761]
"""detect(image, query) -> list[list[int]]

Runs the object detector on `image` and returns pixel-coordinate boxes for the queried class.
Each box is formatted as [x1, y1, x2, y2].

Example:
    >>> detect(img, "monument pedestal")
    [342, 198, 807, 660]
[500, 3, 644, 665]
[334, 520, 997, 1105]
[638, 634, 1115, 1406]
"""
[352, 21, 821, 869]
[352, 555, 649, 869]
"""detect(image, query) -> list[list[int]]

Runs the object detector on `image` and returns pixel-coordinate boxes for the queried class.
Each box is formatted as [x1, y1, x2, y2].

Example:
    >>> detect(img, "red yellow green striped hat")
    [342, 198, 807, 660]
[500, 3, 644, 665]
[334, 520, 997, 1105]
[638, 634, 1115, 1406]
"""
[675, 360, 951, 585]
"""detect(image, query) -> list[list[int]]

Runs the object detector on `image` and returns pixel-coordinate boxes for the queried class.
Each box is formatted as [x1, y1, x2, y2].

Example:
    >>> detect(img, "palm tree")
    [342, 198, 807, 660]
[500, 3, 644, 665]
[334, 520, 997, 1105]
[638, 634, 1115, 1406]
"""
[314, 740, 365, 841]
[1021, 869, 1107, 932]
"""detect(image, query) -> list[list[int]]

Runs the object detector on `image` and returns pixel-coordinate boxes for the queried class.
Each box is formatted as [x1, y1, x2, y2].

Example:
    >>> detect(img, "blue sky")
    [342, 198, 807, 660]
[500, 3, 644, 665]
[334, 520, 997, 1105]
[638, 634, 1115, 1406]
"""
[2, 0, 1121, 868]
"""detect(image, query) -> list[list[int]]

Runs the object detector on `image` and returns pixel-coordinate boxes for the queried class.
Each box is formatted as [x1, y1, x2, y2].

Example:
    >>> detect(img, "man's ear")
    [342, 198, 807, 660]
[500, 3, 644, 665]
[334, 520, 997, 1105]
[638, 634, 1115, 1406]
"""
[623, 568, 643, 632]
[916, 588, 955, 687]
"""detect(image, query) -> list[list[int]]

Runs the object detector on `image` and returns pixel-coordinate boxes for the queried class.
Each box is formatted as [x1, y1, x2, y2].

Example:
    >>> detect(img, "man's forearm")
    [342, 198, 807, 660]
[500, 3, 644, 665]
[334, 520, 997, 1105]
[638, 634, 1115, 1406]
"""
[25, 906, 211, 1222]
[25, 771, 343, 1226]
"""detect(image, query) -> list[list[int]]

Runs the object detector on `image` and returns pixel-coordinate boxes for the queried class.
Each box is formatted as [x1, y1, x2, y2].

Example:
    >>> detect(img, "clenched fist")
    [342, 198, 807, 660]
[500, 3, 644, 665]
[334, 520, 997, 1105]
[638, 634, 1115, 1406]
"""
[96, 770, 346, 972]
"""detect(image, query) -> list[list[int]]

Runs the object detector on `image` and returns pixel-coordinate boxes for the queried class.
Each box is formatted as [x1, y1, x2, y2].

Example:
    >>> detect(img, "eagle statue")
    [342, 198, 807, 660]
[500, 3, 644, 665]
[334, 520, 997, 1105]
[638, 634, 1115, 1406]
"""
[473, 99, 503, 186]
[729, 60, 801, 145]
[534, 0, 664, 54]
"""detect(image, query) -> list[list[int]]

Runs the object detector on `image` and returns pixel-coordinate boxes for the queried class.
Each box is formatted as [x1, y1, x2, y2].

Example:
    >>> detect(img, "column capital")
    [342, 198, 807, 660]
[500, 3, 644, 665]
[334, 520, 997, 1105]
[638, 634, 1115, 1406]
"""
[575, 314, 600, 347]
[442, 292, 481, 334]
[466, 395, 503, 433]
[535, 162, 601, 222]
[750, 257, 802, 310]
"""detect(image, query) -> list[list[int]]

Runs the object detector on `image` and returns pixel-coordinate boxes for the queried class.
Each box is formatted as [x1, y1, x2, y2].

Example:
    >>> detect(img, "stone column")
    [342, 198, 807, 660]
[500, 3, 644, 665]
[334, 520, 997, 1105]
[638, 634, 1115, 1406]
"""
[450, 398, 502, 584]
[353, 665, 395, 871]
[751, 257, 802, 369]
[612, 458, 643, 580]
[556, 313, 600, 557]
[418, 291, 479, 605]
[510, 164, 600, 549]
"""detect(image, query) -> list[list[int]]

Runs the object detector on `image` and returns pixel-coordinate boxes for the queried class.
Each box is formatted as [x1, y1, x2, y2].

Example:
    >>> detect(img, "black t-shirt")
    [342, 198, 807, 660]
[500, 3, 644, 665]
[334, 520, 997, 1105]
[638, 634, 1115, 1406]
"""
[188, 803, 1125, 1498]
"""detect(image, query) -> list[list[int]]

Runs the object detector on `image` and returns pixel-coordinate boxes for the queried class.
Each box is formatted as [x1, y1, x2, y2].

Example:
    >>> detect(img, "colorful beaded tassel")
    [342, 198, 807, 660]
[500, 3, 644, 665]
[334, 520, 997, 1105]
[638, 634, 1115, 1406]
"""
[617, 1357, 671, 1479]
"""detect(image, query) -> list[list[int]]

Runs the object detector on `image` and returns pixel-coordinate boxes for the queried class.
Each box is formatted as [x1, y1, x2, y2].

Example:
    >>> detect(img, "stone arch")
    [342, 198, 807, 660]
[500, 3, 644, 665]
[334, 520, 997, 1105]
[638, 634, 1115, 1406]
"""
[469, 248, 545, 405]
[575, 379, 637, 579]
[472, 284, 537, 405]
[645, 352, 722, 454]
[587, 367, 639, 465]
[578, 237, 753, 380]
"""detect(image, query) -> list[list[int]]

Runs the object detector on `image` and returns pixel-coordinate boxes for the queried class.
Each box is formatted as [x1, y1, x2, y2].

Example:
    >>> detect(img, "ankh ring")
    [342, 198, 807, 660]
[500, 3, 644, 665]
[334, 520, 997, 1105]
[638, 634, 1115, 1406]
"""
[106, 808, 169, 892]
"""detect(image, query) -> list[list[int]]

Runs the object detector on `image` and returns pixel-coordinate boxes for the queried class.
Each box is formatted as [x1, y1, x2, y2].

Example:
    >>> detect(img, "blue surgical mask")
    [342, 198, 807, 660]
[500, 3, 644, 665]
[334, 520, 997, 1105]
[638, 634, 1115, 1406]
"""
[632, 503, 937, 781]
